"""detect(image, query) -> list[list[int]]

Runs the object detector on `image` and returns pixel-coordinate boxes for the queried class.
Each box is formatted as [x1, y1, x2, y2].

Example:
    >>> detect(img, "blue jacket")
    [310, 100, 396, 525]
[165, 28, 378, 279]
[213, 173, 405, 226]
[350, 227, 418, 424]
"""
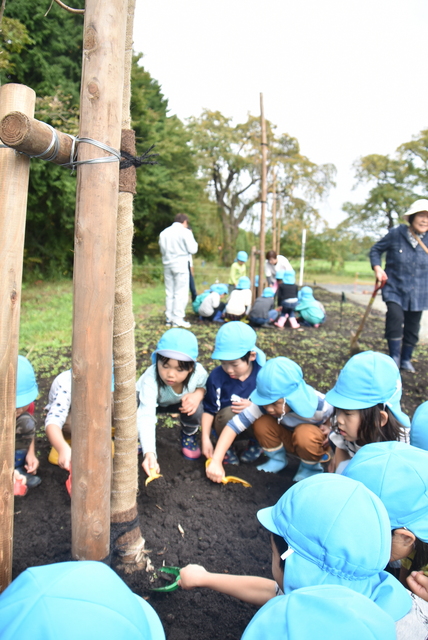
[203, 362, 261, 415]
[370, 224, 428, 311]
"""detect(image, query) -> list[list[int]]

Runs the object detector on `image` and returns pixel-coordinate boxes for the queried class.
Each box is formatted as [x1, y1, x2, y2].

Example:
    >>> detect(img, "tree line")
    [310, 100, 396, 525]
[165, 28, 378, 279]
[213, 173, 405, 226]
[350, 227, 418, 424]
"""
[2, 1, 427, 277]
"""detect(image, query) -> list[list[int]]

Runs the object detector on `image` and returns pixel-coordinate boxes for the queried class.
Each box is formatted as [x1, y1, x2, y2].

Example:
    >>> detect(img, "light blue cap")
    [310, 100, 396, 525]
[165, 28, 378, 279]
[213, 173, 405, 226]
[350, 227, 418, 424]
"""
[298, 286, 313, 300]
[344, 441, 428, 542]
[242, 586, 397, 640]
[275, 270, 285, 280]
[0, 561, 165, 640]
[237, 251, 248, 262]
[262, 287, 275, 298]
[411, 401, 428, 451]
[282, 270, 296, 285]
[151, 328, 198, 363]
[237, 276, 251, 290]
[257, 474, 411, 621]
[16, 355, 38, 408]
[210, 283, 228, 295]
[250, 357, 318, 417]
[325, 351, 410, 427]
[212, 322, 265, 366]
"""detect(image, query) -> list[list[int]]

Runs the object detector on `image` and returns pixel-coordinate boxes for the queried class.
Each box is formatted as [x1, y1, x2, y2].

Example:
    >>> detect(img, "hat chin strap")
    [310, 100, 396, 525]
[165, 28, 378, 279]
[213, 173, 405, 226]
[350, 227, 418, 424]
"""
[278, 398, 287, 424]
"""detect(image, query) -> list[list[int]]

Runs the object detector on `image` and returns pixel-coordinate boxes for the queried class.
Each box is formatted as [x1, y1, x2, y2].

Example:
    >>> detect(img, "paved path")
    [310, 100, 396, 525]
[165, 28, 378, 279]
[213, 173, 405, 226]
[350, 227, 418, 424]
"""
[320, 284, 428, 343]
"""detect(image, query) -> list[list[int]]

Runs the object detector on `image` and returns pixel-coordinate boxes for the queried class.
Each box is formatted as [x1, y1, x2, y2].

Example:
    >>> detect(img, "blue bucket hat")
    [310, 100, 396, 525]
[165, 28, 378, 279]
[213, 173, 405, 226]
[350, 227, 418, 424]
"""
[250, 357, 318, 417]
[325, 351, 410, 427]
[212, 322, 266, 365]
[262, 287, 275, 298]
[242, 585, 396, 640]
[298, 286, 313, 300]
[411, 401, 428, 451]
[257, 474, 411, 621]
[16, 355, 38, 408]
[237, 276, 251, 290]
[210, 283, 228, 295]
[151, 328, 198, 364]
[344, 441, 428, 542]
[0, 561, 165, 640]
[237, 251, 248, 262]
[282, 270, 296, 285]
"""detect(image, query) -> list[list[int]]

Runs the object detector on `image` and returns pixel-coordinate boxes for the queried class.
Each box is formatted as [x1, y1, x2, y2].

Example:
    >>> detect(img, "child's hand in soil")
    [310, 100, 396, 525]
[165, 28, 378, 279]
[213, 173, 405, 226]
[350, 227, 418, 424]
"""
[179, 564, 208, 590]
[180, 391, 202, 416]
[206, 458, 225, 483]
[25, 450, 39, 474]
[231, 398, 252, 413]
[142, 452, 160, 477]
[58, 443, 72, 471]
[407, 571, 428, 602]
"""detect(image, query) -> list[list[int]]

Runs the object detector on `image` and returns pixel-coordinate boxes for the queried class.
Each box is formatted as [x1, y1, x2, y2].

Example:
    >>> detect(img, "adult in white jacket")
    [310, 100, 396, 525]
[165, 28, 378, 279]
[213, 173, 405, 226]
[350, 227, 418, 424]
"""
[159, 214, 198, 327]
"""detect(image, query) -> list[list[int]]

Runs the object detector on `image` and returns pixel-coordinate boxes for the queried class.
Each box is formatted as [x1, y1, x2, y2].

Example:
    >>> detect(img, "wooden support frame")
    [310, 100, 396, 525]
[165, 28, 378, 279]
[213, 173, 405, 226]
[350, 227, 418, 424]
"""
[258, 93, 267, 297]
[0, 84, 36, 591]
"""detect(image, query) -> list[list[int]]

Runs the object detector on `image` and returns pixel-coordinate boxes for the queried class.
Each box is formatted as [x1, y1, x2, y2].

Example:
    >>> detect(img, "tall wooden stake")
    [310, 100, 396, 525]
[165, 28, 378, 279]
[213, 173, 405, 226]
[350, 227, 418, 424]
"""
[276, 196, 282, 254]
[271, 171, 277, 251]
[0, 83, 35, 590]
[71, 0, 127, 561]
[249, 245, 257, 305]
[258, 93, 267, 298]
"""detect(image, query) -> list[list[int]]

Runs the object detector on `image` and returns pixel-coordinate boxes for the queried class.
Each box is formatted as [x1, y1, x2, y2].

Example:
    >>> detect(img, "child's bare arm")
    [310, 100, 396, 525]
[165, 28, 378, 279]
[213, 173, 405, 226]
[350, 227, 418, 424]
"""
[46, 423, 71, 471]
[330, 447, 350, 473]
[206, 425, 237, 483]
[179, 564, 276, 606]
[25, 439, 39, 474]
[181, 388, 205, 416]
[201, 412, 215, 459]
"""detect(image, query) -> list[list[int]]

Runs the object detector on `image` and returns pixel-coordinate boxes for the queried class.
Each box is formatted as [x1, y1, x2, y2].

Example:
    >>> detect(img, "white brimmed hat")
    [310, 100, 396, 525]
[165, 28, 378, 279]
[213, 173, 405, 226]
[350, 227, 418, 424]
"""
[403, 199, 428, 218]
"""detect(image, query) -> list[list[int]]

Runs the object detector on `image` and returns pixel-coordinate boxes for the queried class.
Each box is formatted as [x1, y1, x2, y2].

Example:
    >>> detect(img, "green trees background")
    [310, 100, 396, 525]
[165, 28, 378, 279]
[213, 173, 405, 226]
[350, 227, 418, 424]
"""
[2, 1, 428, 278]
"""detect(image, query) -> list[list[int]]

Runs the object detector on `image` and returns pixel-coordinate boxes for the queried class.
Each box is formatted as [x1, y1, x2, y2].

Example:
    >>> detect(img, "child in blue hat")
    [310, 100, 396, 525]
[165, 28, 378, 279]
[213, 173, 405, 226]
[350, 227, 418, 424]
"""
[325, 351, 410, 473]
[180, 474, 418, 637]
[241, 585, 397, 640]
[205, 357, 333, 483]
[344, 441, 428, 601]
[295, 286, 325, 327]
[228, 251, 248, 292]
[224, 276, 252, 321]
[14, 355, 41, 492]
[249, 287, 279, 327]
[274, 269, 300, 329]
[410, 401, 428, 452]
[0, 561, 165, 639]
[202, 322, 266, 464]
[137, 328, 208, 476]
[198, 283, 228, 321]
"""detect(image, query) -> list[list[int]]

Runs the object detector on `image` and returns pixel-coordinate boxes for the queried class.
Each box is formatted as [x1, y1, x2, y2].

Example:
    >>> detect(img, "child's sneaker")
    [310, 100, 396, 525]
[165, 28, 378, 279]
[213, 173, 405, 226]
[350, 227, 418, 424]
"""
[223, 448, 239, 465]
[181, 432, 201, 460]
[240, 441, 262, 463]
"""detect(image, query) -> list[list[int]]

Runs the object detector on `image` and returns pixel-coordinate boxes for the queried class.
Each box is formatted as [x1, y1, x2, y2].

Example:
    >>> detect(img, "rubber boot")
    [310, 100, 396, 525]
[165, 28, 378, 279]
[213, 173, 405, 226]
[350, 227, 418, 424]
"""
[274, 314, 288, 328]
[400, 344, 415, 373]
[288, 316, 300, 329]
[388, 338, 402, 368]
[292, 461, 324, 482]
[257, 447, 288, 473]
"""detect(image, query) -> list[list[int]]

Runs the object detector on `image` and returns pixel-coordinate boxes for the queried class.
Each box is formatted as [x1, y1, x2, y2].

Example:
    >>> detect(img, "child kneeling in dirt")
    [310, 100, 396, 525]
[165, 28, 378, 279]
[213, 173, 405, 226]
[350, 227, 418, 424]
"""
[201, 322, 266, 465]
[248, 287, 278, 327]
[205, 357, 333, 484]
[198, 283, 228, 321]
[13, 356, 41, 493]
[295, 286, 325, 327]
[137, 328, 208, 477]
[224, 276, 252, 321]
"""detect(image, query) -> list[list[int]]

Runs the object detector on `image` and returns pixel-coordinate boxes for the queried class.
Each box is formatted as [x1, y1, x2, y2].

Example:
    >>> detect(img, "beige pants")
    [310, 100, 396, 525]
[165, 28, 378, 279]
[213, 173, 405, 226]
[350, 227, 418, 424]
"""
[253, 414, 325, 462]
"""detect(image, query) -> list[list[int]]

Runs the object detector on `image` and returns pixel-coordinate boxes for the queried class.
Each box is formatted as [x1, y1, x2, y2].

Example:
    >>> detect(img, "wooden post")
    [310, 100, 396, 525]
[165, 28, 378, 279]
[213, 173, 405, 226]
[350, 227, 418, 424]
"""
[271, 171, 277, 252]
[71, 0, 127, 561]
[0, 84, 35, 591]
[249, 245, 257, 304]
[276, 197, 282, 255]
[299, 228, 307, 287]
[258, 93, 267, 298]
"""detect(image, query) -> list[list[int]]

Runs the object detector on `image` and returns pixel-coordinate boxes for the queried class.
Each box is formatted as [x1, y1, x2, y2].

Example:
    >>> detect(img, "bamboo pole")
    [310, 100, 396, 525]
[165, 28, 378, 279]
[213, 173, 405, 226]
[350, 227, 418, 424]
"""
[71, 0, 127, 561]
[0, 84, 35, 591]
[258, 93, 267, 298]
[249, 245, 257, 305]
[271, 171, 277, 252]
[0, 112, 72, 165]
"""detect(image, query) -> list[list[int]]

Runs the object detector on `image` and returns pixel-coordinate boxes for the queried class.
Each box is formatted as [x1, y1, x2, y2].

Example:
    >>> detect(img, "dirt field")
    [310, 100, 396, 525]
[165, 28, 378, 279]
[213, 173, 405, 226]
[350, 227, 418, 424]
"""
[12, 288, 428, 639]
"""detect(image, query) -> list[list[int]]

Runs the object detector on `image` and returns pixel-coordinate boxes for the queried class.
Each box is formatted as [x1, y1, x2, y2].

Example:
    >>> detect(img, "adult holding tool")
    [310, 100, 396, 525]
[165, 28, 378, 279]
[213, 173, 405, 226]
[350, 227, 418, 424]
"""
[370, 199, 428, 372]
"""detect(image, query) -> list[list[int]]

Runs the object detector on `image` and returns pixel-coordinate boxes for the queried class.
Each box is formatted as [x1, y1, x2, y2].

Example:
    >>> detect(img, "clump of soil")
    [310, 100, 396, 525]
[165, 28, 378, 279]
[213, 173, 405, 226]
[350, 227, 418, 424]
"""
[12, 288, 428, 639]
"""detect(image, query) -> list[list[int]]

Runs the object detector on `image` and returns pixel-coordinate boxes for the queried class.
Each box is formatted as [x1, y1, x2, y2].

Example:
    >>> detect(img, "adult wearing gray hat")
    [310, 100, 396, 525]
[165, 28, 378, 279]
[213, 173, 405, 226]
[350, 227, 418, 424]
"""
[370, 199, 428, 372]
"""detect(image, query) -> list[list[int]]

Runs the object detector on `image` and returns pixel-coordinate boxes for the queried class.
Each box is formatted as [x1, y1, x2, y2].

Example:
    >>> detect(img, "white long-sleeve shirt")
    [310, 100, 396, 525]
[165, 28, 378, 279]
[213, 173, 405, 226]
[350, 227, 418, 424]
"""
[265, 255, 292, 282]
[159, 222, 198, 272]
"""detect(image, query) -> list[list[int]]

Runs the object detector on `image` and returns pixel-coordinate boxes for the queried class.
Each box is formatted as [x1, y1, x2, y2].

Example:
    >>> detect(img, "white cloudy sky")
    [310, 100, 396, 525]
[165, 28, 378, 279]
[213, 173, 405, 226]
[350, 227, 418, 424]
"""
[133, 0, 428, 227]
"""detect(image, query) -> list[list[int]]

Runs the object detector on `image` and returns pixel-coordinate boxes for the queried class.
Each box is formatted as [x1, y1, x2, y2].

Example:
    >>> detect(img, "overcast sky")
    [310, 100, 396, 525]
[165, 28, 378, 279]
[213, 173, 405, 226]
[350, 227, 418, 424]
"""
[133, 0, 428, 228]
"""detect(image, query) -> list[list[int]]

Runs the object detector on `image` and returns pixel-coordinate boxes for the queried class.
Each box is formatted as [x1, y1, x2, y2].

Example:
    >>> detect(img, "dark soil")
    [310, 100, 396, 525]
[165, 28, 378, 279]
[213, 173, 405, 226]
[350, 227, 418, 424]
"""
[12, 287, 428, 640]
